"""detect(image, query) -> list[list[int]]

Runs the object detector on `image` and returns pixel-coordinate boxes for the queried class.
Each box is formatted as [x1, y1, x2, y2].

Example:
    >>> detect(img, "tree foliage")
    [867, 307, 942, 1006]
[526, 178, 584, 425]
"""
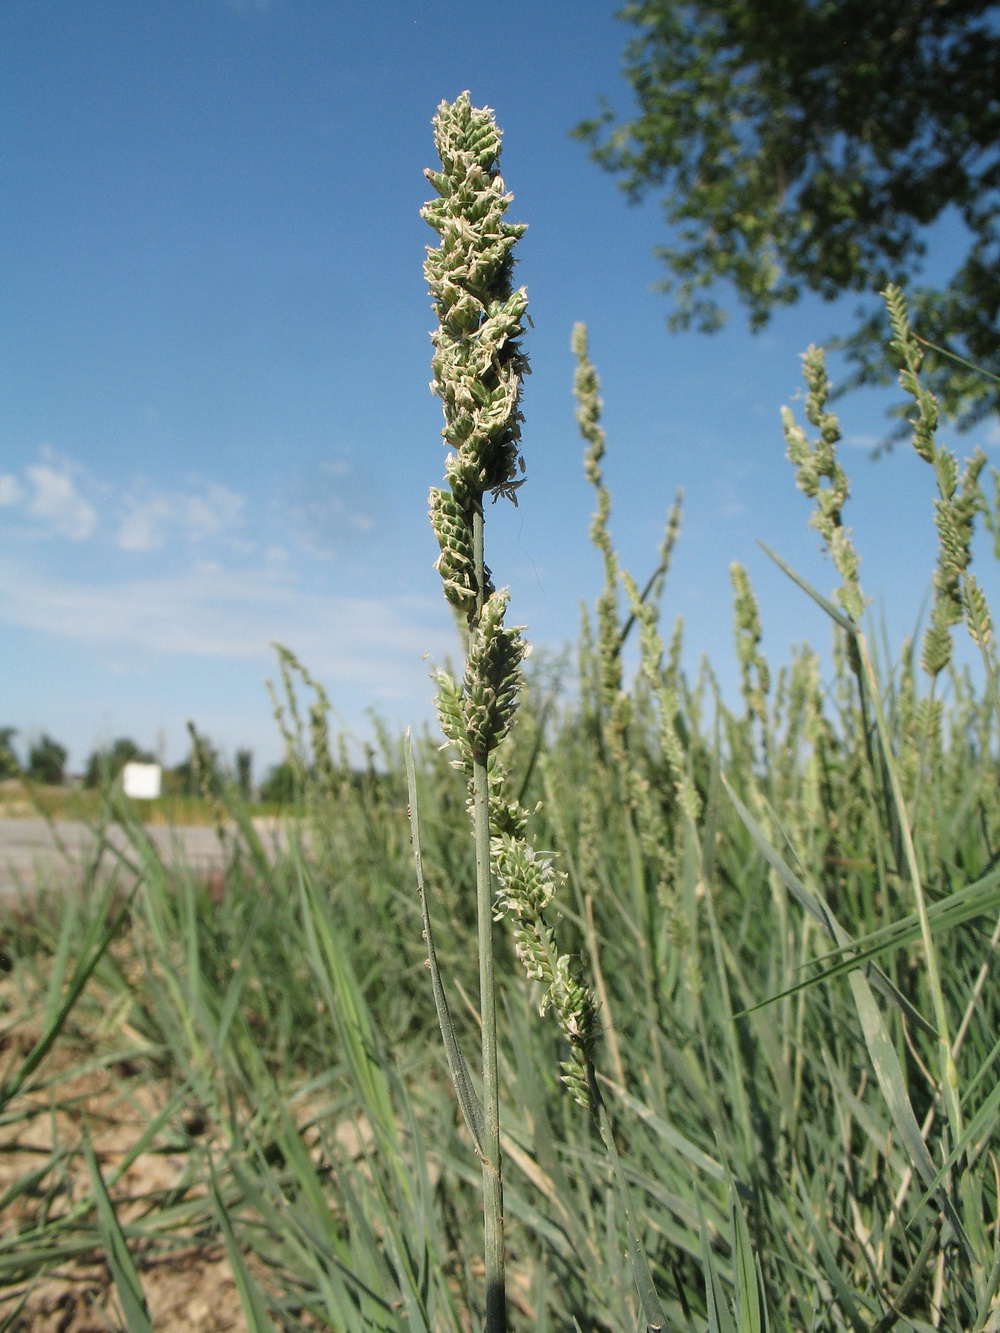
[0, 728, 20, 780]
[27, 734, 67, 787]
[576, 0, 1000, 428]
[84, 736, 155, 789]
[234, 748, 254, 800]
[259, 759, 297, 806]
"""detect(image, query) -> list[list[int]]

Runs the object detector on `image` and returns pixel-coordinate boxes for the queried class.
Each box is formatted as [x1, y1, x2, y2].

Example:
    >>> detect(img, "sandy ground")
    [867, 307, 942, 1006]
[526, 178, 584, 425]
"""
[0, 1012, 271, 1332]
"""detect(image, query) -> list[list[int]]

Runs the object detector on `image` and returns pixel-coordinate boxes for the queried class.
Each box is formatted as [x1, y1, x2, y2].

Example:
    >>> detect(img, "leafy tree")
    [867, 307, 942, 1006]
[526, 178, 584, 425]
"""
[84, 736, 155, 789]
[234, 748, 254, 800]
[0, 728, 20, 780]
[27, 734, 67, 786]
[259, 760, 297, 806]
[576, 0, 1000, 429]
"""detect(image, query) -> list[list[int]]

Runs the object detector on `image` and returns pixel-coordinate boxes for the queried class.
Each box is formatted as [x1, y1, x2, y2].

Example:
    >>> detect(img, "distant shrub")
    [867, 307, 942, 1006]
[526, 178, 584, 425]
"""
[0, 727, 20, 779]
[259, 759, 297, 805]
[83, 736, 155, 789]
[27, 733, 67, 786]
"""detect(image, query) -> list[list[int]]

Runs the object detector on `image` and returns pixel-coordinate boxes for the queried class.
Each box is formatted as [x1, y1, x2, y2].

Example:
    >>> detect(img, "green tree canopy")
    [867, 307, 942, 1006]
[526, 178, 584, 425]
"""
[27, 734, 67, 787]
[234, 748, 254, 800]
[83, 737, 156, 789]
[576, 0, 1000, 428]
[0, 728, 20, 780]
[259, 760, 297, 806]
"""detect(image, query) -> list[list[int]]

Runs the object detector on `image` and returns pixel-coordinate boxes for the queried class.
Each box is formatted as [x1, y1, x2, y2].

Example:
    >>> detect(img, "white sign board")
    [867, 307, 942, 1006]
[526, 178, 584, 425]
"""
[122, 762, 162, 800]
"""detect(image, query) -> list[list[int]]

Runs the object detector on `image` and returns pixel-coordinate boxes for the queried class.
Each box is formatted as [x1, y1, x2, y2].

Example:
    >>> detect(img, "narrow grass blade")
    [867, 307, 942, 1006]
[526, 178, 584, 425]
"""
[720, 774, 972, 1252]
[0, 1155, 67, 1215]
[721, 775, 935, 1037]
[293, 850, 396, 1145]
[810, 864, 1000, 980]
[697, 1188, 737, 1333]
[757, 543, 856, 633]
[589, 1070, 666, 1332]
[730, 1181, 767, 1333]
[914, 334, 1000, 385]
[971, 1239, 1000, 1332]
[404, 730, 484, 1156]
[869, 1225, 940, 1333]
[912, 1061, 1000, 1215]
[210, 1162, 281, 1333]
[0, 1286, 31, 1330]
[846, 963, 971, 1256]
[1, 884, 137, 1108]
[84, 1134, 154, 1333]
[227, 1154, 386, 1328]
[793, 1176, 869, 1333]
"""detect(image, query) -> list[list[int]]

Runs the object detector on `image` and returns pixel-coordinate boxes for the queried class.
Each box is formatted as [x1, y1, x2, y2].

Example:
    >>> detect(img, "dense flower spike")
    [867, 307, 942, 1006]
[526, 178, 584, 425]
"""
[429, 487, 481, 616]
[783, 347, 866, 623]
[731, 562, 770, 727]
[462, 591, 528, 759]
[422, 94, 606, 1329]
[491, 833, 598, 1107]
[424, 95, 600, 1125]
[423, 93, 532, 766]
[573, 324, 623, 721]
[884, 284, 988, 677]
[422, 92, 530, 521]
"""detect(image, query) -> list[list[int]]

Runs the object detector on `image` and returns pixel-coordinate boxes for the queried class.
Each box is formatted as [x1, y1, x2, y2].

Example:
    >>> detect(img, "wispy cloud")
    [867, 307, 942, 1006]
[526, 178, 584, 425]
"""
[11, 452, 99, 539]
[0, 450, 255, 557]
[118, 481, 246, 552]
[0, 557, 452, 693]
[0, 475, 24, 506]
[0, 448, 445, 700]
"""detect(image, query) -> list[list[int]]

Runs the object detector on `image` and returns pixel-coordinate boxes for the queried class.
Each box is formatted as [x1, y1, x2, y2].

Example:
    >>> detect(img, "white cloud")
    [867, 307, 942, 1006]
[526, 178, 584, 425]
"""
[0, 475, 23, 506]
[0, 451, 100, 539]
[24, 459, 97, 539]
[0, 557, 453, 693]
[118, 481, 246, 552]
[0, 452, 252, 553]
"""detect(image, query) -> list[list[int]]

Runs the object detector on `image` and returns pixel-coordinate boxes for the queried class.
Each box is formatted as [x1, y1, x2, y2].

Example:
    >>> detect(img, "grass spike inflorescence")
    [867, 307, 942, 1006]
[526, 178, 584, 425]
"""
[421, 92, 603, 1331]
[884, 283, 989, 680]
[422, 90, 527, 1333]
[783, 345, 866, 625]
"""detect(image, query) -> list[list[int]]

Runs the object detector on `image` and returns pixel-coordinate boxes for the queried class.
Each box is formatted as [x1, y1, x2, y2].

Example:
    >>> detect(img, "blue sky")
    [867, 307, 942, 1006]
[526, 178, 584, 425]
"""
[2, 0, 996, 777]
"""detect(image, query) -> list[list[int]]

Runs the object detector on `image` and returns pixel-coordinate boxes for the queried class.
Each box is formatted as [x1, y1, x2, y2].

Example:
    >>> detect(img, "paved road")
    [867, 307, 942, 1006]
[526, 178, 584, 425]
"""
[0, 817, 279, 896]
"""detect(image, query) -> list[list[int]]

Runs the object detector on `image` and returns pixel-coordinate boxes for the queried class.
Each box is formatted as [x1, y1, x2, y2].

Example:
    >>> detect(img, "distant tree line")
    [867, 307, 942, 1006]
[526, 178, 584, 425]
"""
[0, 726, 290, 803]
[1, 727, 69, 786]
[0, 724, 391, 808]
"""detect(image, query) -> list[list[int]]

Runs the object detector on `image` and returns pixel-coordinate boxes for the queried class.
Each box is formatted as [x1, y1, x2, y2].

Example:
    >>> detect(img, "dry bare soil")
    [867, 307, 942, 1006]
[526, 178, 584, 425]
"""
[0, 985, 253, 1331]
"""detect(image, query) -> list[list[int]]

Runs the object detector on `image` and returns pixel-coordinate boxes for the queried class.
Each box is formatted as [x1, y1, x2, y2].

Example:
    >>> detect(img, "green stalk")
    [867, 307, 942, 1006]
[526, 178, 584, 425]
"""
[472, 504, 506, 1330]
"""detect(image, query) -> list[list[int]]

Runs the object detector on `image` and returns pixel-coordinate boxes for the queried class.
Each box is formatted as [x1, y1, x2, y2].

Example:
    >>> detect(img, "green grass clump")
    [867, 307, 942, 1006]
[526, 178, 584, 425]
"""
[1, 102, 999, 1333]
